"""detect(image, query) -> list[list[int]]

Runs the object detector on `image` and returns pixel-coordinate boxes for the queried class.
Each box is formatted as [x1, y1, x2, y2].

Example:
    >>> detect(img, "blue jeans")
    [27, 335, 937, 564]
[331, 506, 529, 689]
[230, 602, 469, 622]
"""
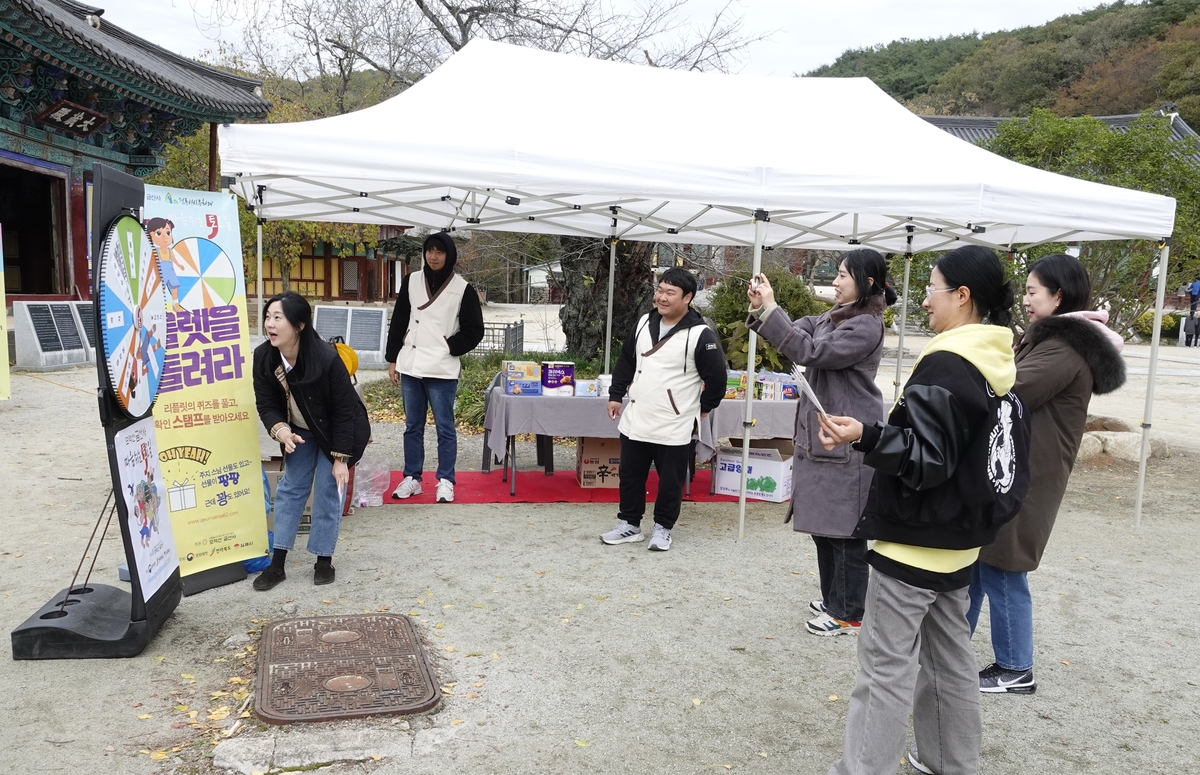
[401, 375, 457, 483]
[273, 428, 343, 557]
[967, 560, 1034, 672]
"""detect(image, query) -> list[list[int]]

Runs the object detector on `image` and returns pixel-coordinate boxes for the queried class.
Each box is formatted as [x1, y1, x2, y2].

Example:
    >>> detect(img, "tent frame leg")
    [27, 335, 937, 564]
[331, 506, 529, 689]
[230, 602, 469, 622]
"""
[603, 219, 617, 375]
[1134, 240, 1170, 526]
[738, 213, 767, 540]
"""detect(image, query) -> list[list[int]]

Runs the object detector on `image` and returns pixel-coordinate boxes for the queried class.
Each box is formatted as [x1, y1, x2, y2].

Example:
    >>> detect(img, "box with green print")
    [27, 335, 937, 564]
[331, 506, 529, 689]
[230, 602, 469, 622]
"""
[713, 440, 794, 503]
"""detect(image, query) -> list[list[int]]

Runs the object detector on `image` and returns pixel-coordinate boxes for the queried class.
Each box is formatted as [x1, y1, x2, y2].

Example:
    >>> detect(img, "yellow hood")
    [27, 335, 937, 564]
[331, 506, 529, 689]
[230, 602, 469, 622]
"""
[913, 324, 1016, 395]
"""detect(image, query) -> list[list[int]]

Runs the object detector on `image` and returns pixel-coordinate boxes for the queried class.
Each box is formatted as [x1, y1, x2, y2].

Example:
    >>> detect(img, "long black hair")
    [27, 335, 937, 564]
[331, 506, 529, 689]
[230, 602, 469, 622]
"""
[1027, 253, 1090, 315]
[933, 245, 1015, 327]
[264, 291, 323, 374]
[841, 248, 898, 309]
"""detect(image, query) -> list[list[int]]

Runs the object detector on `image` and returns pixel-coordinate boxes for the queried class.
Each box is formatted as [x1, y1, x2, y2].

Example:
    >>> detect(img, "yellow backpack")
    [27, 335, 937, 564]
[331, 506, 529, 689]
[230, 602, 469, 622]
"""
[329, 336, 358, 380]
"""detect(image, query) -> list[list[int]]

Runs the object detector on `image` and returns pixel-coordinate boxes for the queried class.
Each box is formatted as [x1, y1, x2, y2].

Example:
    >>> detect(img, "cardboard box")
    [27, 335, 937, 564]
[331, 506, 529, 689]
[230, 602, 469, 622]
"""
[576, 437, 621, 488]
[575, 379, 600, 397]
[502, 360, 543, 396]
[542, 361, 575, 396]
[713, 440, 794, 502]
[724, 371, 748, 400]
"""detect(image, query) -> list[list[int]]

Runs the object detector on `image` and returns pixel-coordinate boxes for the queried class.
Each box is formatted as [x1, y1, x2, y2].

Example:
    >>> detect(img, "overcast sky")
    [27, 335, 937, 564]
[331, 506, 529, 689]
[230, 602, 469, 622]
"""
[114, 0, 1101, 77]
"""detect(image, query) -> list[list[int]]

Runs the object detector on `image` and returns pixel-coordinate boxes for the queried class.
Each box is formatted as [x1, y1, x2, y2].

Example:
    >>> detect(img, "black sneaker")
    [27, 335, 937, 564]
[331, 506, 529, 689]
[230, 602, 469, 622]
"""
[979, 662, 1036, 694]
[314, 563, 336, 586]
[253, 565, 286, 591]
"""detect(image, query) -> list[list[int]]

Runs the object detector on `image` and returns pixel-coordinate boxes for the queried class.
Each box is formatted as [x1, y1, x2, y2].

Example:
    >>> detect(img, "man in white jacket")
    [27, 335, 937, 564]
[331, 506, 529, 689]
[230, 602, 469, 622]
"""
[601, 268, 727, 551]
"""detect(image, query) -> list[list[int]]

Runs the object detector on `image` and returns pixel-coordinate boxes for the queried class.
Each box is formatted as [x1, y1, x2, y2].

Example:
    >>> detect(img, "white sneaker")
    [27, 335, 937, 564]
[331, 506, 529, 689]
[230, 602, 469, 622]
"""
[647, 524, 672, 552]
[436, 479, 455, 503]
[392, 476, 422, 499]
[600, 520, 644, 545]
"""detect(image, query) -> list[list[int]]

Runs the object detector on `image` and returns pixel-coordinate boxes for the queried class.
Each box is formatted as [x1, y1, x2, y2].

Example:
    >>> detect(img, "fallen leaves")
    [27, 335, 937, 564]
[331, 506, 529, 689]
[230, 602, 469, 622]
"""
[692, 698, 703, 707]
[574, 739, 590, 747]
[828, 695, 839, 702]
[450, 719, 464, 726]
[136, 713, 152, 720]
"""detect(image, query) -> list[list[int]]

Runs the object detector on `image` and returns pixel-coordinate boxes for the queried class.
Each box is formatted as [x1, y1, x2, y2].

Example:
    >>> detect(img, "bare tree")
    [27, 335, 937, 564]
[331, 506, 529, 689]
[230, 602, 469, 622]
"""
[198, 0, 764, 107]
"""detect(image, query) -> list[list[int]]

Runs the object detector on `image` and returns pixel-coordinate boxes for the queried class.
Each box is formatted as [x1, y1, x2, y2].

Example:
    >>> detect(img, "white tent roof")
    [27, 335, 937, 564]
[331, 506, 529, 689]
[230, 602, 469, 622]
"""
[221, 39, 1176, 251]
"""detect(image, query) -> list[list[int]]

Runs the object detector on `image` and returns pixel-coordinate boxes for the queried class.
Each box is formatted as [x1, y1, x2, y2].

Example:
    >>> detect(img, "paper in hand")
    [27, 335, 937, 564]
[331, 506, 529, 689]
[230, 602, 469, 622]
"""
[791, 366, 829, 418]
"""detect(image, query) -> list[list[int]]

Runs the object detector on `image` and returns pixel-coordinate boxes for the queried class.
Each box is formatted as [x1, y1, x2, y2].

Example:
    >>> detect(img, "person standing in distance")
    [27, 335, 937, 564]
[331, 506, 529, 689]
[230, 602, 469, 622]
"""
[601, 267, 727, 552]
[385, 232, 484, 503]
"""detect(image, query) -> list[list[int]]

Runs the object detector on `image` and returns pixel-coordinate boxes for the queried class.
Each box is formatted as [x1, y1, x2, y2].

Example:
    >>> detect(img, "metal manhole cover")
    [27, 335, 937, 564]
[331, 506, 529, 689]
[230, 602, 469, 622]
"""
[256, 614, 439, 724]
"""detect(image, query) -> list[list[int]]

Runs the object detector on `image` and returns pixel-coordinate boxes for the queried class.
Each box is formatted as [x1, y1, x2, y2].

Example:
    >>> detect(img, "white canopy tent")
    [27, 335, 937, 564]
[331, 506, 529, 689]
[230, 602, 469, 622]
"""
[222, 39, 1177, 529]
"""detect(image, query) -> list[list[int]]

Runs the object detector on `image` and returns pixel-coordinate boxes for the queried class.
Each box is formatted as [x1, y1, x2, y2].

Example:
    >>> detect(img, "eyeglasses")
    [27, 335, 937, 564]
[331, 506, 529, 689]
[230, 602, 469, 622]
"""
[924, 284, 960, 297]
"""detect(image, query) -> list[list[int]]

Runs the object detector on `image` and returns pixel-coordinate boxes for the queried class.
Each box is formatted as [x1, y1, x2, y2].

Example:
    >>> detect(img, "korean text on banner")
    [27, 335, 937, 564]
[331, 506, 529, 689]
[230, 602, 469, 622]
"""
[115, 417, 180, 598]
[145, 184, 268, 575]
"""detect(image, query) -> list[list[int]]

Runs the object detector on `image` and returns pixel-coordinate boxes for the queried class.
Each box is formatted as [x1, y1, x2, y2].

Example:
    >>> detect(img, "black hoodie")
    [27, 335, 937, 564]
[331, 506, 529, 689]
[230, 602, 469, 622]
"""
[385, 232, 485, 363]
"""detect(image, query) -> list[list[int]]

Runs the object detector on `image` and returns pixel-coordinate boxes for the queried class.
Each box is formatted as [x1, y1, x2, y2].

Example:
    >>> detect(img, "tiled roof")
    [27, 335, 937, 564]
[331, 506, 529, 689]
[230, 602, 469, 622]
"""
[1, 0, 269, 119]
[921, 112, 1200, 163]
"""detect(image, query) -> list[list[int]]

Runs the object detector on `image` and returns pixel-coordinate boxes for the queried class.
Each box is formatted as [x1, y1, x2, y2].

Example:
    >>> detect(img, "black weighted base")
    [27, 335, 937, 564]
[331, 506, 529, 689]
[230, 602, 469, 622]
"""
[11, 579, 182, 660]
[181, 561, 247, 597]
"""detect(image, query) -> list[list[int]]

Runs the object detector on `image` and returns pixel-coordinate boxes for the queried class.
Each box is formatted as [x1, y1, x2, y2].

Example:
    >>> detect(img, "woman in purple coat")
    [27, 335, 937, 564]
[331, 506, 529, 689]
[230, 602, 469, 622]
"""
[748, 249, 897, 635]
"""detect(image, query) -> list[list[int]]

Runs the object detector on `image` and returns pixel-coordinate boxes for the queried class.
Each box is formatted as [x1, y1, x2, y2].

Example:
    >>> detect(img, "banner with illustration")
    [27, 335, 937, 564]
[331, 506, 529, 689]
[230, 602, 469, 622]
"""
[115, 417, 179, 598]
[145, 185, 268, 575]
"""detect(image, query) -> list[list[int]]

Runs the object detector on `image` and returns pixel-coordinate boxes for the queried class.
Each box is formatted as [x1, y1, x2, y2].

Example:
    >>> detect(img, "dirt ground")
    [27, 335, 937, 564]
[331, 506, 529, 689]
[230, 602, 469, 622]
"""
[0, 345, 1197, 775]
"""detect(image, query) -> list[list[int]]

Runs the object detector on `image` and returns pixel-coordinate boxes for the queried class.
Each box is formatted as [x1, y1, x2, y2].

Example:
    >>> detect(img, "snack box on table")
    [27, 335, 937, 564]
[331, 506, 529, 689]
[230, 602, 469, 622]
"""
[542, 361, 576, 396]
[575, 379, 600, 397]
[724, 371, 748, 400]
[713, 439, 794, 502]
[576, 437, 620, 488]
[503, 360, 542, 396]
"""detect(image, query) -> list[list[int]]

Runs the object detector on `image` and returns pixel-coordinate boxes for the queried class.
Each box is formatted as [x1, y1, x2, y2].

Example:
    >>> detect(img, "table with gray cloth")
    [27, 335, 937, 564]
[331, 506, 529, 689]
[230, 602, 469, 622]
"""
[697, 399, 800, 460]
[482, 388, 624, 494]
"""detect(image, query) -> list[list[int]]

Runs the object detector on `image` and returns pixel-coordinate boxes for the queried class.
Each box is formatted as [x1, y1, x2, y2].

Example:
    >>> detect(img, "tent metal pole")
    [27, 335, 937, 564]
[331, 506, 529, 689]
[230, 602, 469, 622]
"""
[1134, 239, 1171, 526]
[604, 219, 617, 375]
[256, 220, 264, 339]
[738, 212, 767, 540]
[894, 226, 914, 403]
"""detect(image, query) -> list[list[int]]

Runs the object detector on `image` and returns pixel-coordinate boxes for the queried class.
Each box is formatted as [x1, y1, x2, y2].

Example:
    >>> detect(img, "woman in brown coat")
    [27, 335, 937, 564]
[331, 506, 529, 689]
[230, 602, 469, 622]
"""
[748, 249, 896, 636]
[967, 253, 1125, 694]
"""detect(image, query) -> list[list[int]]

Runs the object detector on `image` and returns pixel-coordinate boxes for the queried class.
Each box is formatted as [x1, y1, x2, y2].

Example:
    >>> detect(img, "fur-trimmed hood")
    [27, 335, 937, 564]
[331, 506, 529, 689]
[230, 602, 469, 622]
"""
[1023, 314, 1126, 394]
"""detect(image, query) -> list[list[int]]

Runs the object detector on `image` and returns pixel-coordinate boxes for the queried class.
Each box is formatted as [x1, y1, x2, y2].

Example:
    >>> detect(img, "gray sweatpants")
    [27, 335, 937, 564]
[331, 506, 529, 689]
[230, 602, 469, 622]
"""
[828, 570, 982, 775]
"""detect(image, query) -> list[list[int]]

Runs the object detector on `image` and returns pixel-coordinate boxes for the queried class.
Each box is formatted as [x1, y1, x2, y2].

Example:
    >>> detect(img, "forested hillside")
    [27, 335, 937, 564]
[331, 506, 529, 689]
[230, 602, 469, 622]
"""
[807, 0, 1200, 126]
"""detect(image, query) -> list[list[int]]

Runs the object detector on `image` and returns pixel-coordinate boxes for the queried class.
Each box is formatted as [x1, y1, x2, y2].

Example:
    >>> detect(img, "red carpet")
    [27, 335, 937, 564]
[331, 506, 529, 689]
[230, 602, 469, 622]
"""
[384, 469, 738, 504]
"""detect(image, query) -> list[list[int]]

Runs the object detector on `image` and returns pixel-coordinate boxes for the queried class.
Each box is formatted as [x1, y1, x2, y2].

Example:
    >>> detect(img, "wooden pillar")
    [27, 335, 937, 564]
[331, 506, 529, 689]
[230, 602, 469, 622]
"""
[69, 169, 89, 299]
[208, 122, 218, 192]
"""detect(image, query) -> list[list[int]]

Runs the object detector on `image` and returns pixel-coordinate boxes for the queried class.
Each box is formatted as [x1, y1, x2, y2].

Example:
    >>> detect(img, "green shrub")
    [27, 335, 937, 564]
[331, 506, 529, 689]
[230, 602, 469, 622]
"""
[701, 271, 829, 371]
[883, 306, 896, 328]
[1135, 311, 1180, 340]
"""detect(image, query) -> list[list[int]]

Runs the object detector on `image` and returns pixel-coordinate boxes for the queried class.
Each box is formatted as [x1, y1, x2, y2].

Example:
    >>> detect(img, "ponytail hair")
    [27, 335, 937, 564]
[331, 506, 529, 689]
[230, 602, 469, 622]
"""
[841, 248, 898, 309]
[933, 245, 1014, 327]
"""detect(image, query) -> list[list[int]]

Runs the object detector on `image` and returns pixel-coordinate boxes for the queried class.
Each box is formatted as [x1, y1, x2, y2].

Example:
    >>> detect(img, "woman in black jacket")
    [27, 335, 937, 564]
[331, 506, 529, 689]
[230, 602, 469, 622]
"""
[252, 291, 369, 590]
[817, 246, 1030, 775]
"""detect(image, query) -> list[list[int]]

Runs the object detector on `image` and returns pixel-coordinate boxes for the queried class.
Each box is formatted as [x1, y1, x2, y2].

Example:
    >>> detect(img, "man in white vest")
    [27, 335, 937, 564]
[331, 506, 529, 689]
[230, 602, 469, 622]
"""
[385, 232, 484, 503]
[602, 268, 727, 551]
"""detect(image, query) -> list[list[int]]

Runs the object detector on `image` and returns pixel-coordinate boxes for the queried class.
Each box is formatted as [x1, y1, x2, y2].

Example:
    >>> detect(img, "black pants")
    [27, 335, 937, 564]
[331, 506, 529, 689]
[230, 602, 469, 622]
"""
[617, 434, 691, 530]
[812, 534, 870, 622]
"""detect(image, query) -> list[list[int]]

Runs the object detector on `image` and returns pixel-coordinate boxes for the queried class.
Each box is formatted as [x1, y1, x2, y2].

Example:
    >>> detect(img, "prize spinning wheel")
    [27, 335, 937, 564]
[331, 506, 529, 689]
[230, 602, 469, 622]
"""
[98, 215, 168, 419]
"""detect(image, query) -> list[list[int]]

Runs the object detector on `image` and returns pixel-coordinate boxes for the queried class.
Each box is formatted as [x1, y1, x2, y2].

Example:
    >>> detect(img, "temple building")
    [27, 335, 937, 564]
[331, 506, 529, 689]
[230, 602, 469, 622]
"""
[0, 0, 269, 302]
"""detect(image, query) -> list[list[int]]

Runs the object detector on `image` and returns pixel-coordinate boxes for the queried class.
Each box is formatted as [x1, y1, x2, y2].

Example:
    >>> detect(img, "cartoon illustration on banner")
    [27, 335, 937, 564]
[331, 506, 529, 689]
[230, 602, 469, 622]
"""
[115, 417, 179, 599]
[145, 185, 268, 575]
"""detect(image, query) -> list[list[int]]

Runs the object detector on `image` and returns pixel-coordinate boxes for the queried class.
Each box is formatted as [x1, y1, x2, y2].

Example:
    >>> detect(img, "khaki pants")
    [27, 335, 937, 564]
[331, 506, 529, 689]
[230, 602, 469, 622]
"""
[828, 570, 982, 775]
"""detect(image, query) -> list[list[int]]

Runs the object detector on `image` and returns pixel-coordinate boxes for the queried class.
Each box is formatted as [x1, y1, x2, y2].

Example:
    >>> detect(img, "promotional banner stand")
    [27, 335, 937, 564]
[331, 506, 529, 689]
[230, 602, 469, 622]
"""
[12, 167, 183, 659]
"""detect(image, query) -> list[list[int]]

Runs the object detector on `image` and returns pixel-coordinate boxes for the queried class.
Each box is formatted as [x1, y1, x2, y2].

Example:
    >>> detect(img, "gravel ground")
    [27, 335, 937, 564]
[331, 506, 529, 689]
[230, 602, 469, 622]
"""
[0, 350, 1197, 775]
